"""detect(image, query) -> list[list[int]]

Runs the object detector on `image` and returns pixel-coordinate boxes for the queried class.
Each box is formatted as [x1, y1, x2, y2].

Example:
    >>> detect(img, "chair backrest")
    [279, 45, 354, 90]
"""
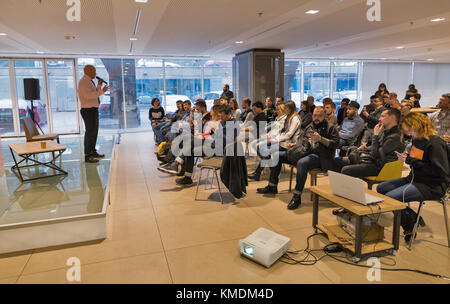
[374, 160, 404, 182]
[21, 116, 40, 140]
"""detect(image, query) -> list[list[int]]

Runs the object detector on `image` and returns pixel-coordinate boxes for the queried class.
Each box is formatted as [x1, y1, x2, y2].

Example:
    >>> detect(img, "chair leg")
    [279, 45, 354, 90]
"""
[441, 198, 450, 248]
[215, 170, 224, 204]
[289, 166, 294, 192]
[195, 168, 203, 201]
[408, 202, 424, 250]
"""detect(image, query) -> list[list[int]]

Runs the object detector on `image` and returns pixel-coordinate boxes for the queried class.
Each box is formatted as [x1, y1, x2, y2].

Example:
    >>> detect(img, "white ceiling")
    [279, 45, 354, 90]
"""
[0, 0, 449, 62]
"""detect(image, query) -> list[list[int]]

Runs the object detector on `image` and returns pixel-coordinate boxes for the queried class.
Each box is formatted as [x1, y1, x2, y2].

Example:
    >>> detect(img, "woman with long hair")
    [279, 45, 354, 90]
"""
[230, 98, 242, 121]
[377, 112, 449, 242]
[375, 83, 389, 98]
[299, 100, 313, 129]
[249, 101, 301, 180]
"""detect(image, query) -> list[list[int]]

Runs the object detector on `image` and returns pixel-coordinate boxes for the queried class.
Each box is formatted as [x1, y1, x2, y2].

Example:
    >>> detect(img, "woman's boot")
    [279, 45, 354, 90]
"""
[248, 164, 264, 181]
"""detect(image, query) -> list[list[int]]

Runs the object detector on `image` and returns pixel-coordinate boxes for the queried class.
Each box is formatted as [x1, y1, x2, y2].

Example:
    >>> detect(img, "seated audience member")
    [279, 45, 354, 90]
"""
[213, 99, 221, 106]
[337, 98, 349, 126]
[404, 84, 418, 100]
[388, 92, 401, 110]
[429, 93, 450, 143]
[257, 107, 339, 210]
[299, 100, 313, 130]
[230, 98, 242, 121]
[323, 98, 338, 126]
[400, 100, 413, 119]
[149, 98, 165, 126]
[275, 96, 285, 106]
[153, 100, 183, 144]
[220, 97, 229, 105]
[307, 96, 316, 113]
[249, 101, 300, 181]
[360, 95, 376, 116]
[221, 84, 234, 99]
[240, 98, 254, 124]
[382, 94, 390, 108]
[410, 93, 422, 108]
[360, 95, 386, 144]
[375, 83, 389, 98]
[377, 112, 449, 242]
[333, 108, 405, 178]
[244, 101, 267, 139]
[338, 101, 365, 148]
[264, 97, 276, 122]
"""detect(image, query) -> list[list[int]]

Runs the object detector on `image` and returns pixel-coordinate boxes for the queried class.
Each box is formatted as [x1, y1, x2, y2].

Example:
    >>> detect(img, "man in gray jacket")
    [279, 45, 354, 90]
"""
[333, 108, 405, 178]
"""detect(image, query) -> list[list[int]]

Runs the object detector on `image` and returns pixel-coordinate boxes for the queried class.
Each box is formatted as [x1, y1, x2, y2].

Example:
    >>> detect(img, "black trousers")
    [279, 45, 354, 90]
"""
[81, 108, 99, 157]
[333, 157, 380, 178]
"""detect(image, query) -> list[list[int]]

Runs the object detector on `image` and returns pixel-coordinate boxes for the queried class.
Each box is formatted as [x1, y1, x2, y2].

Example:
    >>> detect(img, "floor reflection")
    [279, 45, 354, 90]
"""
[0, 135, 114, 226]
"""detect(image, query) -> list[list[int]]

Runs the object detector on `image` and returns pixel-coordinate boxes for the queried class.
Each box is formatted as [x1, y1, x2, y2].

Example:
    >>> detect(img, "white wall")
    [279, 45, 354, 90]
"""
[413, 63, 450, 107]
[361, 62, 412, 104]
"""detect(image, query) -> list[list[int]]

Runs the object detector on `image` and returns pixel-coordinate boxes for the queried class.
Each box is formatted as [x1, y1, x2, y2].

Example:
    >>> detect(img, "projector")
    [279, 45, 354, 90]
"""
[239, 228, 291, 268]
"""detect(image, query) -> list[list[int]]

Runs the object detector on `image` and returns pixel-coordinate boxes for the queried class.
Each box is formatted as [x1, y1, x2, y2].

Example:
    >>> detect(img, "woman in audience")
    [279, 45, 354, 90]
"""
[230, 98, 242, 121]
[249, 101, 300, 180]
[375, 83, 389, 98]
[299, 100, 313, 130]
[405, 84, 418, 100]
[377, 112, 449, 242]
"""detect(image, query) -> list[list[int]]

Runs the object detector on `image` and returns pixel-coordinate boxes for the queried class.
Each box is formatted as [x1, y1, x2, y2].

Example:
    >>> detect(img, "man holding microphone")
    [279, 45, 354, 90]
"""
[78, 65, 109, 163]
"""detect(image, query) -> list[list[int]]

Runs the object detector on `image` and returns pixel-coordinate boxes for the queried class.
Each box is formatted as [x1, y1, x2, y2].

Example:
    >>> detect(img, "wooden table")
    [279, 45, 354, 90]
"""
[411, 107, 439, 114]
[311, 184, 406, 262]
[9, 141, 67, 182]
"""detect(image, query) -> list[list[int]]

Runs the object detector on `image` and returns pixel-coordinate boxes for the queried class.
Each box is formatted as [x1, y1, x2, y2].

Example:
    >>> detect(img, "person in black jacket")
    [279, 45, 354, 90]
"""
[377, 112, 450, 242]
[299, 100, 313, 129]
[333, 108, 405, 177]
[257, 106, 339, 210]
[264, 97, 276, 122]
[337, 98, 349, 126]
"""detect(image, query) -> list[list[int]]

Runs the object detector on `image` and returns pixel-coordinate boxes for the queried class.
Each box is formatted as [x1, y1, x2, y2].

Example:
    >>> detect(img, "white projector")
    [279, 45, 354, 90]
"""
[239, 228, 291, 268]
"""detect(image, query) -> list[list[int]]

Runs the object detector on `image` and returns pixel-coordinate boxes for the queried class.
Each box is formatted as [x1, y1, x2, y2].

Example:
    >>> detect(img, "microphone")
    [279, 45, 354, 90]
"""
[96, 76, 108, 86]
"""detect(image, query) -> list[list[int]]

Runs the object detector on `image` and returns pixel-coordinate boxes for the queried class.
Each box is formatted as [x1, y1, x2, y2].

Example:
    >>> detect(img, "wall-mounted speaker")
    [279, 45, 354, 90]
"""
[24, 78, 40, 100]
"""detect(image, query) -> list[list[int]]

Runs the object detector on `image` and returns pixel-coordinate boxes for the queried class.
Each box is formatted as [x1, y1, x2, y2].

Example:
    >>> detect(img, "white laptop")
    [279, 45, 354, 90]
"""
[328, 171, 384, 205]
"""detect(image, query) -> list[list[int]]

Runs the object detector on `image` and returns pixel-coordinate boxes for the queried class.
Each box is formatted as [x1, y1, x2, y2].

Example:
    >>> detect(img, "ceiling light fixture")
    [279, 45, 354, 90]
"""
[431, 18, 446, 22]
[305, 10, 320, 15]
[235, 41, 244, 44]
[134, 0, 148, 2]
[0, 33, 7, 36]
[396, 46, 405, 49]
[130, 37, 138, 41]
[427, 58, 434, 61]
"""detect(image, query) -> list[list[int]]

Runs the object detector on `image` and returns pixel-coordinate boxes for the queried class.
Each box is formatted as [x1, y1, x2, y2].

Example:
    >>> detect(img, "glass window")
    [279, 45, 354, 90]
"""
[333, 61, 359, 107]
[203, 60, 232, 109]
[77, 58, 124, 130]
[46, 60, 78, 133]
[0, 60, 15, 136]
[131, 58, 164, 130]
[164, 59, 202, 112]
[284, 60, 302, 106]
[304, 61, 331, 104]
[14, 60, 49, 134]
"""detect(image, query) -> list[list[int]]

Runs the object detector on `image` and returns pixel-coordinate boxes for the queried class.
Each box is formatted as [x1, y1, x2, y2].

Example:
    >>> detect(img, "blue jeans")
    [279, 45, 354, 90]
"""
[269, 153, 321, 194]
[377, 178, 425, 231]
[153, 121, 170, 143]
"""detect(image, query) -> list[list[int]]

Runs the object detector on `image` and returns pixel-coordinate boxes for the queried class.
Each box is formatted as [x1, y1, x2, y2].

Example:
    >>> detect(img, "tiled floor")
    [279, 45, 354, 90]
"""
[0, 132, 449, 284]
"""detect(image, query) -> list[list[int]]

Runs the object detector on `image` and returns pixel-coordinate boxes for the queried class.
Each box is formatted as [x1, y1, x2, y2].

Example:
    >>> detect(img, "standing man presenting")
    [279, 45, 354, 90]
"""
[78, 65, 109, 163]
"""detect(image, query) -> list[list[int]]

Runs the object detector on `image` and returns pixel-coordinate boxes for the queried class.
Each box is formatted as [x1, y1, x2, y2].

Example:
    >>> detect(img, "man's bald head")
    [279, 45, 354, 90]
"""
[84, 65, 96, 79]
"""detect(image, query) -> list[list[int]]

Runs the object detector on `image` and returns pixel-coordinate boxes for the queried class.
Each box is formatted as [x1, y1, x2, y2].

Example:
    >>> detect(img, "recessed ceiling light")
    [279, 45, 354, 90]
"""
[235, 41, 244, 44]
[36, 51, 44, 54]
[306, 10, 320, 15]
[396, 46, 405, 49]
[427, 58, 434, 61]
[130, 37, 138, 41]
[431, 18, 445, 22]
[135, 0, 148, 2]
[0, 33, 7, 36]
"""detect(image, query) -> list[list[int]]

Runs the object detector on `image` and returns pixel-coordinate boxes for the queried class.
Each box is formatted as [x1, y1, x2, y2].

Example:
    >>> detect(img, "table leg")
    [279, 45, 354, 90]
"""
[355, 215, 363, 259]
[10, 148, 24, 182]
[392, 210, 401, 251]
[312, 193, 319, 230]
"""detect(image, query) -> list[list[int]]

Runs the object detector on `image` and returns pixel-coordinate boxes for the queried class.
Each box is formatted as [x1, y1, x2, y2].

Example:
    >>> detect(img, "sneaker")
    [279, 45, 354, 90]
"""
[176, 176, 193, 185]
[158, 162, 180, 175]
[85, 156, 99, 163]
[287, 194, 302, 210]
[256, 185, 278, 194]
[92, 152, 105, 159]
